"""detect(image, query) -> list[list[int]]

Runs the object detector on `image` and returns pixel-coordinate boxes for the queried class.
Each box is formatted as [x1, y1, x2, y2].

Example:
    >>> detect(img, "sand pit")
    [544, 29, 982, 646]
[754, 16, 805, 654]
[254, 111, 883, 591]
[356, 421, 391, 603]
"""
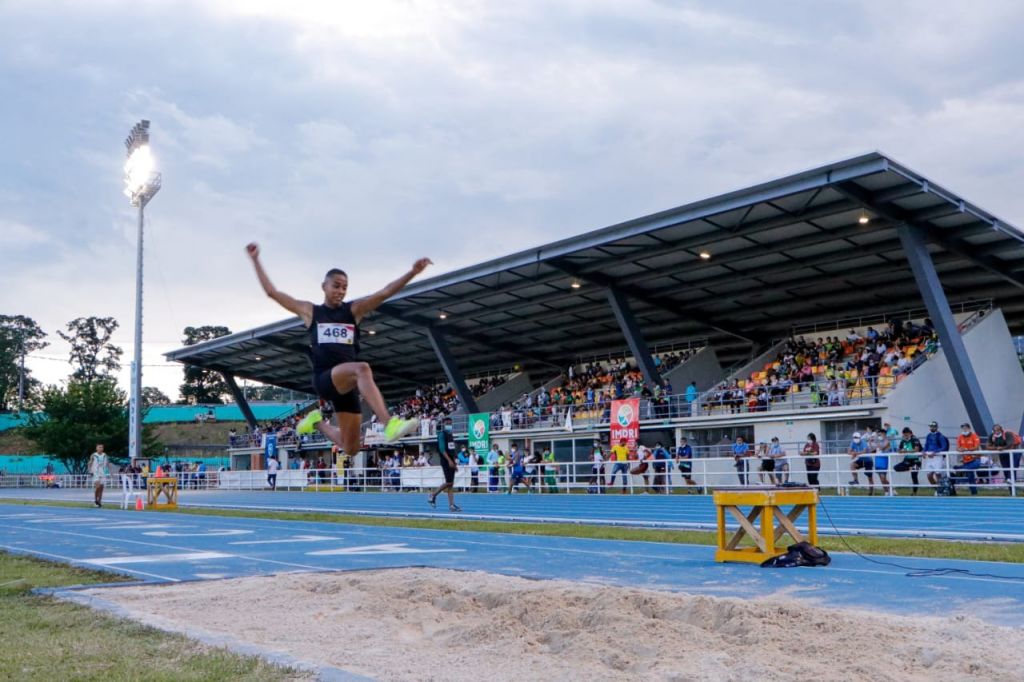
[83, 568, 1023, 681]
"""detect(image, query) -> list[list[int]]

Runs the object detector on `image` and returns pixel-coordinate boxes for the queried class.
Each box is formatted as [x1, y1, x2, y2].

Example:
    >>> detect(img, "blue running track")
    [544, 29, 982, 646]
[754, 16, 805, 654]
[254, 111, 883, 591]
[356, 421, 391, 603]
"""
[1, 502, 1023, 627]
[3, 487, 1023, 541]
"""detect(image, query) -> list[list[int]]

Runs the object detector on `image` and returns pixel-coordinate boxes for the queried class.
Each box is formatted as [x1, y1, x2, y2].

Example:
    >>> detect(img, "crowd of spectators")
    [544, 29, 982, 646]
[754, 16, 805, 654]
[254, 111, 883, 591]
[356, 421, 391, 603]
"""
[701, 318, 938, 414]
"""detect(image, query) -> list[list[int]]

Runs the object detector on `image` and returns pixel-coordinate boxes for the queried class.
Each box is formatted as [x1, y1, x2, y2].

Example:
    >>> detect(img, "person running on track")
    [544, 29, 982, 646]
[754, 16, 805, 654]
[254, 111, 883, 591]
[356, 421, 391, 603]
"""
[245, 243, 427, 457]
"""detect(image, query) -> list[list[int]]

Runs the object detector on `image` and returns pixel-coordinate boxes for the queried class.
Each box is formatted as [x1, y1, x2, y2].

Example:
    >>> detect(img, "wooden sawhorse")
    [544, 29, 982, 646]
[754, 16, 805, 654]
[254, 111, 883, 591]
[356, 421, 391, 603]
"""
[146, 477, 179, 510]
[714, 487, 818, 563]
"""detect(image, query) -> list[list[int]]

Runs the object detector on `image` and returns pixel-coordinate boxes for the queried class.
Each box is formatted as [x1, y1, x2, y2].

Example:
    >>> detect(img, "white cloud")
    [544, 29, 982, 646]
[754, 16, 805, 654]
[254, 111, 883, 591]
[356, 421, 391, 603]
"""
[2, 0, 1024, 400]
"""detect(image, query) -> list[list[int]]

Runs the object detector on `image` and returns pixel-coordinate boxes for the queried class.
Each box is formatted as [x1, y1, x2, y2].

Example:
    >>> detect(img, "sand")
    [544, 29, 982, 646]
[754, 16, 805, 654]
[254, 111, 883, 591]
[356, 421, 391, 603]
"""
[82, 568, 1024, 681]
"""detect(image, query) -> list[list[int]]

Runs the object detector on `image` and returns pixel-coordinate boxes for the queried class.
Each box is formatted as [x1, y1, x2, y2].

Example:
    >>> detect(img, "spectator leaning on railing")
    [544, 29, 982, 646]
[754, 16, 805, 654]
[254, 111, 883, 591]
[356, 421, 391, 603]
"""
[801, 433, 821, 487]
[955, 423, 982, 495]
[893, 427, 923, 495]
[987, 424, 1021, 491]
[922, 421, 950, 491]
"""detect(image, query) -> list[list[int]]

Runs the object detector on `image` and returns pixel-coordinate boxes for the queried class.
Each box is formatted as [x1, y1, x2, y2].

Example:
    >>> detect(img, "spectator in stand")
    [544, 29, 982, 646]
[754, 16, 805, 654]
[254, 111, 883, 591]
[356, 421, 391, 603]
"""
[414, 451, 429, 467]
[954, 423, 982, 495]
[922, 421, 950, 491]
[632, 444, 654, 493]
[769, 437, 788, 485]
[801, 433, 821, 487]
[591, 441, 606, 492]
[485, 444, 500, 492]
[506, 444, 531, 494]
[893, 427, 924, 495]
[468, 446, 480, 492]
[674, 438, 696, 489]
[884, 421, 900, 452]
[608, 438, 631, 493]
[685, 381, 698, 407]
[755, 442, 773, 485]
[847, 432, 874, 492]
[732, 436, 751, 486]
[651, 442, 671, 493]
[986, 424, 1021, 491]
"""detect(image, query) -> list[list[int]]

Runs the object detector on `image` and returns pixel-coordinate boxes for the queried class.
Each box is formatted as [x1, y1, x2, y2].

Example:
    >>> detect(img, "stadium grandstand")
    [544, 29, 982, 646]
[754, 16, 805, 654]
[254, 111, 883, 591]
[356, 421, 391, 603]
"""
[166, 152, 1024, 489]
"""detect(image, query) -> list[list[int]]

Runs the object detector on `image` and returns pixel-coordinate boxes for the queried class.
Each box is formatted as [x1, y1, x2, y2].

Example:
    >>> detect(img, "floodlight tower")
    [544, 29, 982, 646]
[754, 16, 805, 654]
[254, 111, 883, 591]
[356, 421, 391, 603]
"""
[123, 120, 162, 460]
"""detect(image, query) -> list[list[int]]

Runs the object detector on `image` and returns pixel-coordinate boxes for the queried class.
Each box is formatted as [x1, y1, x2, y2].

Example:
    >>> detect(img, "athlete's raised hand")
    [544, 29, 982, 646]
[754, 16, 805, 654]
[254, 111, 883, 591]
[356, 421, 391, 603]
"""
[411, 257, 433, 275]
[246, 242, 260, 260]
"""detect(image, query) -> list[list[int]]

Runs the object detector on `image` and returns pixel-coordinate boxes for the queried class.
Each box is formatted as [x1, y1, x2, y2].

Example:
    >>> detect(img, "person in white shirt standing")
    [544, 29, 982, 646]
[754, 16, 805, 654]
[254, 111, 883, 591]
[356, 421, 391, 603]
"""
[88, 444, 110, 507]
[267, 455, 280, 491]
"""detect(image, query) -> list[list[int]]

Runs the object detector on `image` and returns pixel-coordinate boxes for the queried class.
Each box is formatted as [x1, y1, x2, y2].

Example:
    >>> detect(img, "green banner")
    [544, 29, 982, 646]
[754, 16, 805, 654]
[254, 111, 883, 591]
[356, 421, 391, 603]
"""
[467, 412, 490, 454]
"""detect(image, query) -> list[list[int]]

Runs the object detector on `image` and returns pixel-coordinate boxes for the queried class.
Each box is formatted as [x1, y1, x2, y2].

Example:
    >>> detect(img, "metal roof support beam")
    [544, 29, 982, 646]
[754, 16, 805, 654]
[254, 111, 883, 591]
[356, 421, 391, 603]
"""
[898, 223, 994, 434]
[221, 372, 258, 431]
[549, 259, 758, 345]
[424, 326, 479, 413]
[605, 287, 660, 388]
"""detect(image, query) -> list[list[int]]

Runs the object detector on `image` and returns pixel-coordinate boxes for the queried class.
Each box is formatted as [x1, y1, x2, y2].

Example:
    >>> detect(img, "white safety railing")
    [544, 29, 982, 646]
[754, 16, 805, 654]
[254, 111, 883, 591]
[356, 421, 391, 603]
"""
[4, 448, 1018, 496]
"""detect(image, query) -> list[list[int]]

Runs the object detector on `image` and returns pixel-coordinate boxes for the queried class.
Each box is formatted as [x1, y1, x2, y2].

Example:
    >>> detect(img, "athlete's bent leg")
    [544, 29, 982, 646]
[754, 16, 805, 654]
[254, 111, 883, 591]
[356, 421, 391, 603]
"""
[330, 362, 389, 423]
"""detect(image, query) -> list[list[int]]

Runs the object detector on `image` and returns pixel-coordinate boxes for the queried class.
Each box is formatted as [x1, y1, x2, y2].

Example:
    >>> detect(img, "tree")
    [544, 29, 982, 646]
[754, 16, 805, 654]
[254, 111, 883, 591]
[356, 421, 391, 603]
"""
[24, 378, 162, 474]
[0, 315, 48, 412]
[142, 386, 171, 407]
[179, 326, 232, 404]
[58, 317, 123, 382]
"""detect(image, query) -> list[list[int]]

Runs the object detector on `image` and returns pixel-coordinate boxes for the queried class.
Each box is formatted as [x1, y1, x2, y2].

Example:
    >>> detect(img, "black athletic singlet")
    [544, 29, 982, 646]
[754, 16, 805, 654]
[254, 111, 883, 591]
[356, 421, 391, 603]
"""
[308, 303, 360, 372]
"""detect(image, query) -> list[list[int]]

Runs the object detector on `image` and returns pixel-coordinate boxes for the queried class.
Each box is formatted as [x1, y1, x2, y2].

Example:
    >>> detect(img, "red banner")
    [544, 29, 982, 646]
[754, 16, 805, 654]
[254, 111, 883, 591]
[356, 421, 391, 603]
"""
[609, 398, 640, 456]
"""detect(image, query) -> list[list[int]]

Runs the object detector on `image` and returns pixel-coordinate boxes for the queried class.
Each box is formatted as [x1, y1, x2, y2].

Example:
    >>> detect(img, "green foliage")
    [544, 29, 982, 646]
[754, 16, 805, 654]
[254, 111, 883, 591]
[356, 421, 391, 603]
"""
[57, 316, 122, 382]
[179, 325, 232, 404]
[142, 385, 171, 407]
[0, 315, 48, 412]
[24, 379, 161, 473]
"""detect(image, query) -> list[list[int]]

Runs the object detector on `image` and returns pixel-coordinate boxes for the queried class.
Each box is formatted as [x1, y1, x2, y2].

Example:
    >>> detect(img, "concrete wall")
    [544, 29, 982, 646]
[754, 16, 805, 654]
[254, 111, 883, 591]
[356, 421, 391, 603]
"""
[663, 347, 724, 392]
[884, 308, 1024, 433]
[476, 372, 534, 413]
[722, 341, 787, 384]
[753, 418, 825, 448]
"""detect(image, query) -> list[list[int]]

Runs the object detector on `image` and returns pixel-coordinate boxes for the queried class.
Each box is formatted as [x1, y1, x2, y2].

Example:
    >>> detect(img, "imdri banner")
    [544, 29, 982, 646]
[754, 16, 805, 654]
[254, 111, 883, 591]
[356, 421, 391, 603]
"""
[263, 433, 278, 468]
[610, 398, 639, 454]
[468, 412, 490, 453]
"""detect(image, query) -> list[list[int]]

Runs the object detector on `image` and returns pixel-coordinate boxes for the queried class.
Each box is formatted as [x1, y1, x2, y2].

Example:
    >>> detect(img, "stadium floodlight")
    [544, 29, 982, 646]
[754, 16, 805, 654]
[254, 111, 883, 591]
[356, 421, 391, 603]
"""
[858, 211, 870, 225]
[123, 120, 162, 461]
[699, 250, 712, 260]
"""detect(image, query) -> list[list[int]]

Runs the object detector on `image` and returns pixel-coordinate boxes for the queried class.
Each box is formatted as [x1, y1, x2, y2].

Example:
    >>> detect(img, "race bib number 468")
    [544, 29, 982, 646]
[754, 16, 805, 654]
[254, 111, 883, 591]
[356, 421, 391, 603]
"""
[318, 323, 355, 345]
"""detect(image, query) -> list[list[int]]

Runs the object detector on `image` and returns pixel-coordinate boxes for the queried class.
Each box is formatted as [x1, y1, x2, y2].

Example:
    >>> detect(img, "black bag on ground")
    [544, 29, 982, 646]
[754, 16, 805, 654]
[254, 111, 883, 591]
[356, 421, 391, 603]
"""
[760, 541, 831, 568]
[936, 474, 957, 496]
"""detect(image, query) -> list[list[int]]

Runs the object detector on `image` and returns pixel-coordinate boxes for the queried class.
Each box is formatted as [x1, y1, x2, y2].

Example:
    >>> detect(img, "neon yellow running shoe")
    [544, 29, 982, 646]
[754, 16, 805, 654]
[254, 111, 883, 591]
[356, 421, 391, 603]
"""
[296, 409, 323, 435]
[383, 416, 419, 442]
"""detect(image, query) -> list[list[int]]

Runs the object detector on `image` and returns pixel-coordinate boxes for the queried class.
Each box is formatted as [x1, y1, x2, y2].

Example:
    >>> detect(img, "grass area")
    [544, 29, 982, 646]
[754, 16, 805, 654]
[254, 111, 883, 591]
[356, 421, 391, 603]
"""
[3, 496, 1023, 564]
[0, 551, 308, 681]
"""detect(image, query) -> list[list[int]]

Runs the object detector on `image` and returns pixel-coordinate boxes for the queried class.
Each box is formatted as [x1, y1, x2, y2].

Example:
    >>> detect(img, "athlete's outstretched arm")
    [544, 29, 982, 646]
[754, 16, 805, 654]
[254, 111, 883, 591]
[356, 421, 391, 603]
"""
[245, 243, 314, 325]
[351, 257, 432, 321]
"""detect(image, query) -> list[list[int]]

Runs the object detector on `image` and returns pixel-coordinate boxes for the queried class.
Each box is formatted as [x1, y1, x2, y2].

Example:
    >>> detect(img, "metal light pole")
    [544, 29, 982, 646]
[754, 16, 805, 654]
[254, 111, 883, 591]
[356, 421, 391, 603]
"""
[124, 120, 162, 460]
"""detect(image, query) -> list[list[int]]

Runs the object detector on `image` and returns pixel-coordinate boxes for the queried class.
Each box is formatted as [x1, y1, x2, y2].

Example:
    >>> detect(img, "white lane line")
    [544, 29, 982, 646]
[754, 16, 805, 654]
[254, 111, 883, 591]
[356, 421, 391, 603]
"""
[307, 543, 465, 556]
[229, 535, 338, 546]
[83, 552, 232, 566]
[0, 542, 180, 583]
[99, 524, 175, 530]
[9, 524, 340, 574]
[143, 529, 252, 537]
[26, 517, 108, 524]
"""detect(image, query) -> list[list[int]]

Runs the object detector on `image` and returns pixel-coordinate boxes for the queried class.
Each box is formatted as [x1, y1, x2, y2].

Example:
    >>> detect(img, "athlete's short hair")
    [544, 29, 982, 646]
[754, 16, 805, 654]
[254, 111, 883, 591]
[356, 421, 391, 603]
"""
[324, 268, 348, 281]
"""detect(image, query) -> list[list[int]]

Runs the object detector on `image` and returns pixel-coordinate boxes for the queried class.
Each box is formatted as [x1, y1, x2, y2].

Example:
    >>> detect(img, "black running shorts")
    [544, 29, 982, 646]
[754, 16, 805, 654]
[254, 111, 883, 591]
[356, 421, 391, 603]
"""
[313, 370, 360, 414]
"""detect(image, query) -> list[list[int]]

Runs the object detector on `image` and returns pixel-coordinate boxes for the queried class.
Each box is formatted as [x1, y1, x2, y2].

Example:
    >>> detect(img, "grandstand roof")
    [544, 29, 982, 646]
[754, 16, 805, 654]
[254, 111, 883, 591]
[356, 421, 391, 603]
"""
[166, 152, 1024, 399]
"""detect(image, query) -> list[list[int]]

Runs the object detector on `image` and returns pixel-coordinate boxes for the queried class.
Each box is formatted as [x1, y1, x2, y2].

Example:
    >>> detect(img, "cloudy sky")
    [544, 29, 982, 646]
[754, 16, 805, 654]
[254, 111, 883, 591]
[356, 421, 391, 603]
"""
[2, 0, 1023, 401]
